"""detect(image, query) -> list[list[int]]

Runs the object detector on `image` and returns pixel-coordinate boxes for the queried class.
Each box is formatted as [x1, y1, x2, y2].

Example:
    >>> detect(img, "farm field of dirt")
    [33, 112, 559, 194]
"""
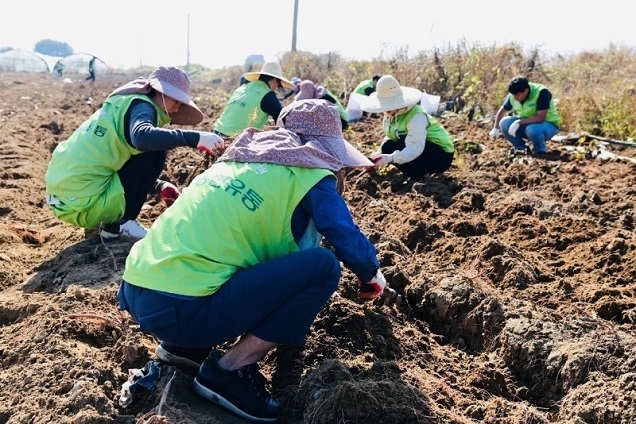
[0, 72, 635, 423]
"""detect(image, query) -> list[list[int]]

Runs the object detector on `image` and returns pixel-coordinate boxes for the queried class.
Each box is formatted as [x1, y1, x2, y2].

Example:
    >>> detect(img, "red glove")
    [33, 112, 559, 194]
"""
[358, 270, 387, 300]
[159, 181, 180, 207]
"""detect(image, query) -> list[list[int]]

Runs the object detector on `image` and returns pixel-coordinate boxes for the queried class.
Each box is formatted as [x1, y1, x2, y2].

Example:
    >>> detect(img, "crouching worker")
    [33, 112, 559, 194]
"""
[44, 66, 225, 240]
[117, 99, 387, 422]
[360, 75, 455, 183]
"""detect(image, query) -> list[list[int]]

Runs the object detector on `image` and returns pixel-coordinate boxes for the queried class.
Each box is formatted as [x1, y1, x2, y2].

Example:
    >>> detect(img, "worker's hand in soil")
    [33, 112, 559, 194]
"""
[197, 132, 225, 154]
[159, 181, 180, 207]
[358, 270, 387, 300]
[371, 154, 393, 166]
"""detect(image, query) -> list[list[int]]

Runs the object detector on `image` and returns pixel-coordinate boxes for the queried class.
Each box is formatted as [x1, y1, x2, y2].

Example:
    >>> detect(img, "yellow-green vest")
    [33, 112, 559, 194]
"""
[45, 94, 170, 198]
[383, 105, 454, 153]
[354, 79, 374, 95]
[214, 80, 271, 137]
[509, 82, 562, 127]
[123, 162, 333, 297]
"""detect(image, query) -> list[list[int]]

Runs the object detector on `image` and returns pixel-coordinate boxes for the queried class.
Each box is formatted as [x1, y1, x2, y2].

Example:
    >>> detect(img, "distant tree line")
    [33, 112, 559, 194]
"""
[35, 39, 74, 57]
[0, 39, 73, 57]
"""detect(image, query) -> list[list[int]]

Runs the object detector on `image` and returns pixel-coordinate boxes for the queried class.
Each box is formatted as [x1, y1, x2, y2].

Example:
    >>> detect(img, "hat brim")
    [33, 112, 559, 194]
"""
[360, 86, 423, 113]
[311, 135, 373, 168]
[243, 71, 295, 90]
[150, 79, 203, 125]
[294, 91, 314, 101]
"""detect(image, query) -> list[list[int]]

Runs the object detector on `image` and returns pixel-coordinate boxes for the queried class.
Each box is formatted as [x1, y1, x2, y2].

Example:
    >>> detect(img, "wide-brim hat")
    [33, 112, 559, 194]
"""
[243, 61, 295, 89]
[360, 75, 422, 113]
[294, 80, 327, 102]
[107, 66, 203, 126]
[277, 99, 372, 168]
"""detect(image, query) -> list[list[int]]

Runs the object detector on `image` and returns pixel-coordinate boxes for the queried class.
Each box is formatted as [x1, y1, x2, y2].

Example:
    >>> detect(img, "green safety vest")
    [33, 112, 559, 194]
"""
[123, 162, 333, 296]
[509, 82, 562, 127]
[354, 79, 374, 95]
[214, 80, 272, 137]
[383, 105, 455, 153]
[45, 94, 170, 198]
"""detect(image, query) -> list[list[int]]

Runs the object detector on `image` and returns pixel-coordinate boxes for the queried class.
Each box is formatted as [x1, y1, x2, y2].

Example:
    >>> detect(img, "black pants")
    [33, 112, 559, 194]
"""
[117, 151, 166, 221]
[85, 71, 95, 82]
[381, 137, 453, 180]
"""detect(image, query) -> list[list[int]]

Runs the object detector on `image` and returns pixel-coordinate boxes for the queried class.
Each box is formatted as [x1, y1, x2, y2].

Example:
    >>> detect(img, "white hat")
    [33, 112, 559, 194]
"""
[360, 75, 423, 113]
[243, 62, 295, 89]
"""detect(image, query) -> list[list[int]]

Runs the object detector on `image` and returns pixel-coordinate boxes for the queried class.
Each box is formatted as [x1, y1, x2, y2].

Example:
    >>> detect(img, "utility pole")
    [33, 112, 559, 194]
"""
[186, 13, 190, 74]
[291, 0, 298, 52]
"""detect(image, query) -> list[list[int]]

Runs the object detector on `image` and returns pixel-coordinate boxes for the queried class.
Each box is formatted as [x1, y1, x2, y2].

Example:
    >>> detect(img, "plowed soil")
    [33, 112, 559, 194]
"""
[1, 72, 635, 424]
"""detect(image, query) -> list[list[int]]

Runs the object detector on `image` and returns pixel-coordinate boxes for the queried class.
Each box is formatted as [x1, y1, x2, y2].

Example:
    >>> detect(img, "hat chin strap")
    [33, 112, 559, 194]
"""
[160, 93, 172, 123]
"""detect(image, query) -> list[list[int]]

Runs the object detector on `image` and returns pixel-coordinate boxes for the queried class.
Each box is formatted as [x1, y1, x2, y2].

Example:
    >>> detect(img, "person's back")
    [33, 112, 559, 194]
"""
[353, 75, 381, 96]
[213, 62, 294, 138]
[213, 80, 272, 137]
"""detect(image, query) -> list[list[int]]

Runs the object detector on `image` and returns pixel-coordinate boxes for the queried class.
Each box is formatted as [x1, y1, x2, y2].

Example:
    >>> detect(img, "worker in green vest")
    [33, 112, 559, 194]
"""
[45, 67, 225, 240]
[489, 75, 562, 156]
[213, 62, 295, 139]
[353, 74, 381, 96]
[118, 100, 384, 422]
[360, 75, 455, 187]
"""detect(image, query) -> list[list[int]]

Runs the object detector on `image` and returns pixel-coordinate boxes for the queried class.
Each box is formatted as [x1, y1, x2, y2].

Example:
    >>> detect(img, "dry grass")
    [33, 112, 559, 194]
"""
[181, 41, 636, 141]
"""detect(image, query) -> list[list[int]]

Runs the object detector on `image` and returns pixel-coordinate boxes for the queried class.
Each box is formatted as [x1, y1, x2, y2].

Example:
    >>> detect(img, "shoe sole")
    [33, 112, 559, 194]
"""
[99, 231, 119, 240]
[193, 378, 277, 423]
[155, 345, 201, 368]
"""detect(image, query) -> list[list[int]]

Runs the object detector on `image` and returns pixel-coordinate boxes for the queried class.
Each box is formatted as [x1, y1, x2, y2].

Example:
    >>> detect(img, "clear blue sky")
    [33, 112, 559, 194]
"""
[1, 0, 633, 70]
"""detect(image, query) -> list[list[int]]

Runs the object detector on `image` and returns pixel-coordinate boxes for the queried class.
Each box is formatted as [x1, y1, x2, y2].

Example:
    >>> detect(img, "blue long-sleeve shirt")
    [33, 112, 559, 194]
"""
[292, 177, 379, 282]
[124, 99, 201, 151]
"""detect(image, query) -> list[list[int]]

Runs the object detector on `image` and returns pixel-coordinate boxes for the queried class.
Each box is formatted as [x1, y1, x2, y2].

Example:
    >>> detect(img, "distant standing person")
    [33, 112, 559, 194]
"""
[213, 62, 295, 139]
[45, 66, 225, 240]
[360, 75, 455, 184]
[489, 75, 562, 155]
[85, 56, 96, 82]
[53, 60, 64, 78]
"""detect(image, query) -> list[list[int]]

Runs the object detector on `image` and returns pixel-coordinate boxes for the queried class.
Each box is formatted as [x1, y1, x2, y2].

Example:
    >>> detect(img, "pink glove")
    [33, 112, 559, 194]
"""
[197, 132, 225, 154]
[371, 154, 393, 166]
[159, 181, 180, 207]
[358, 270, 387, 300]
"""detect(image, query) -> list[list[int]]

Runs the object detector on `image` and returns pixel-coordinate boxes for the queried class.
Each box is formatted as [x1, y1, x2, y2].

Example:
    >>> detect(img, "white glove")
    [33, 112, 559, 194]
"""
[358, 270, 387, 300]
[489, 128, 501, 139]
[197, 132, 225, 154]
[371, 154, 393, 166]
[508, 120, 521, 138]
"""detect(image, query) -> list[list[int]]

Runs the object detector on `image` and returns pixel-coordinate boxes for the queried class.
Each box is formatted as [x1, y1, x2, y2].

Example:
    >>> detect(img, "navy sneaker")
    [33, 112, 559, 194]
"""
[155, 342, 211, 368]
[193, 350, 281, 423]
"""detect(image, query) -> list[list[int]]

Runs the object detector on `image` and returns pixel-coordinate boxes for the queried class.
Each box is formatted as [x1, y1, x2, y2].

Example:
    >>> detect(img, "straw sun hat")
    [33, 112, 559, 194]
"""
[243, 62, 295, 89]
[360, 75, 422, 113]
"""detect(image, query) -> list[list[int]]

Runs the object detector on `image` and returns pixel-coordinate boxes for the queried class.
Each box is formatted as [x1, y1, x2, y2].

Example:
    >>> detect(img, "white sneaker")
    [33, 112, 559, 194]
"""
[99, 220, 148, 240]
[119, 220, 148, 240]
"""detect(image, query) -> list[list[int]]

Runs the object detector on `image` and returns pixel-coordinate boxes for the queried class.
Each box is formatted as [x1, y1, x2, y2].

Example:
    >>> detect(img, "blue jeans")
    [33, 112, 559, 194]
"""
[118, 248, 340, 347]
[500, 116, 559, 154]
